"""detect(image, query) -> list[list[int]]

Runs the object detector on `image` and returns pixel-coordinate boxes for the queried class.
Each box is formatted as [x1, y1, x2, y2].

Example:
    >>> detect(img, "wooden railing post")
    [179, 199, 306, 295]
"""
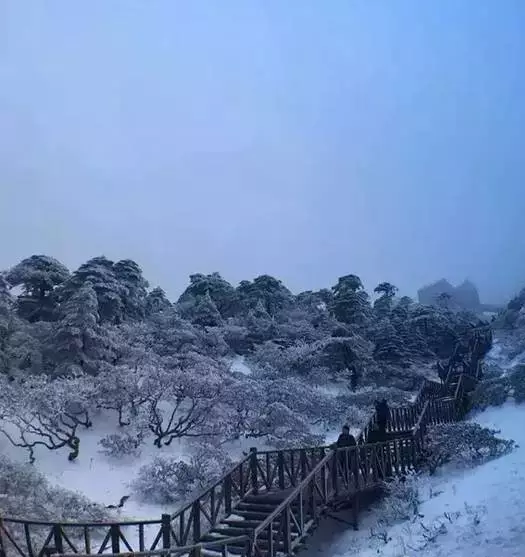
[110, 524, 120, 554]
[282, 506, 292, 554]
[52, 525, 64, 555]
[331, 450, 339, 496]
[249, 447, 259, 495]
[224, 473, 232, 516]
[300, 449, 308, 481]
[161, 513, 171, 553]
[192, 500, 201, 543]
[278, 451, 286, 490]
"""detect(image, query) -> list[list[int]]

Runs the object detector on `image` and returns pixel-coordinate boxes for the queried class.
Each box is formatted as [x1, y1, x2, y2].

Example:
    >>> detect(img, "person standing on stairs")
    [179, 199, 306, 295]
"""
[367, 425, 384, 443]
[335, 425, 357, 478]
[336, 425, 357, 448]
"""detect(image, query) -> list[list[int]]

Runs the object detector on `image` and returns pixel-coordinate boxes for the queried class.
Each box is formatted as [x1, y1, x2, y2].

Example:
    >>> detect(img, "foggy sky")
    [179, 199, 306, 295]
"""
[1, 1, 524, 303]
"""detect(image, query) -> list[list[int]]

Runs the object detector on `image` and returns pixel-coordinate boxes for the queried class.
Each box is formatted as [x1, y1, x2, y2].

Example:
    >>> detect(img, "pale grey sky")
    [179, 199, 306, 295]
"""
[1, 1, 524, 303]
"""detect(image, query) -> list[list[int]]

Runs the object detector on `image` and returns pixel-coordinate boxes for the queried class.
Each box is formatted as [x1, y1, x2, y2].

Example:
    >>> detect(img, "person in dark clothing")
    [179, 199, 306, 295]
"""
[375, 399, 390, 436]
[335, 425, 357, 479]
[367, 425, 385, 444]
[365, 426, 390, 480]
[336, 425, 357, 448]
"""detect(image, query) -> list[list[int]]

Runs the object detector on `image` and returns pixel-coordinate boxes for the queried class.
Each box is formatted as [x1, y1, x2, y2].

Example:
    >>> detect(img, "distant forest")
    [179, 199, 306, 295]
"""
[0, 255, 488, 463]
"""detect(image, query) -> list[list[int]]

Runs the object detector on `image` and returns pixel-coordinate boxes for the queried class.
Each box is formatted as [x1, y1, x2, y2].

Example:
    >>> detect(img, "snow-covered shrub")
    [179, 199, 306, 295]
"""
[219, 375, 329, 448]
[335, 386, 412, 413]
[0, 455, 110, 553]
[250, 341, 306, 375]
[132, 448, 233, 505]
[94, 364, 151, 427]
[98, 430, 144, 458]
[423, 423, 515, 474]
[482, 362, 506, 380]
[139, 363, 226, 447]
[379, 475, 421, 524]
[509, 364, 525, 403]
[132, 457, 205, 504]
[264, 377, 339, 427]
[369, 520, 391, 544]
[0, 455, 108, 521]
[240, 400, 324, 449]
[341, 405, 370, 432]
[220, 323, 251, 353]
[470, 375, 510, 411]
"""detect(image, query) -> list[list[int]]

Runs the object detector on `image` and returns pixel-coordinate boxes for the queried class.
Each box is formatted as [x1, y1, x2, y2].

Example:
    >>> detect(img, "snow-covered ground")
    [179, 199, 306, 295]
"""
[302, 337, 525, 557]
[0, 354, 339, 524]
[229, 354, 252, 376]
[0, 356, 260, 522]
[0, 408, 180, 519]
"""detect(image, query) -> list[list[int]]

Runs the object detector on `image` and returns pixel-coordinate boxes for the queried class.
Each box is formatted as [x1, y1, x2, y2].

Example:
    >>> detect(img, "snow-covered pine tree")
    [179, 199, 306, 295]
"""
[373, 317, 406, 364]
[114, 259, 148, 321]
[373, 282, 398, 319]
[58, 256, 124, 324]
[186, 292, 223, 328]
[145, 287, 172, 316]
[6, 255, 70, 321]
[330, 274, 371, 326]
[179, 273, 239, 318]
[51, 282, 106, 375]
[236, 275, 294, 317]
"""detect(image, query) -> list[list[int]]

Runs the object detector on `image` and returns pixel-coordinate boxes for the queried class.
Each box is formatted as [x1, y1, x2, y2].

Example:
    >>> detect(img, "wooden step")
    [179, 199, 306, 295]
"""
[205, 526, 252, 538]
[202, 546, 247, 557]
[212, 522, 301, 538]
[222, 536, 290, 552]
[206, 526, 300, 542]
[236, 502, 279, 513]
[221, 518, 281, 529]
[242, 491, 293, 505]
[230, 509, 275, 521]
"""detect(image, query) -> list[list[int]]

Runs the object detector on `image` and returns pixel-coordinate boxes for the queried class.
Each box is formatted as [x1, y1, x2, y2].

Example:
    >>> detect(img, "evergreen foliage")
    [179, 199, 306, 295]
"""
[0, 253, 490, 465]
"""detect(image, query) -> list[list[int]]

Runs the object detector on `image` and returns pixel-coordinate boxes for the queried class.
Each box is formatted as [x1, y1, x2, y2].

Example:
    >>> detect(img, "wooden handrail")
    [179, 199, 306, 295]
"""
[412, 400, 429, 437]
[56, 535, 251, 557]
[169, 450, 252, 520]
[253, 450, 335, 538]
[0, 516, 163, 528]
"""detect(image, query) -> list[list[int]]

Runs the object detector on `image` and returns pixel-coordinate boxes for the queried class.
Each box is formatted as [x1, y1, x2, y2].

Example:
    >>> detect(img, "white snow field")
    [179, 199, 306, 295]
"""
[0, 408, 178, 520]
[0, 356, 259, 521]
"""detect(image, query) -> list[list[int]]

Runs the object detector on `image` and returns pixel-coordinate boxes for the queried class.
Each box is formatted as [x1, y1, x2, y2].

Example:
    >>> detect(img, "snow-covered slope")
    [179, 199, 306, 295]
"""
[303, 338, 525, 557]
[0, 410, 182, 519]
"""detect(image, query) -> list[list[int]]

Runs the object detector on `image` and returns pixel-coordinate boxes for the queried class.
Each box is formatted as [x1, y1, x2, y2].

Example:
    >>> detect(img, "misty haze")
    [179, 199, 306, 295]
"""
[1, 3, 525, 557]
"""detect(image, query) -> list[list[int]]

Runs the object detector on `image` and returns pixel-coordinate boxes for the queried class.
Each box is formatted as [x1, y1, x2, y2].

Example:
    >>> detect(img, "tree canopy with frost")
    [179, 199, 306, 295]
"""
[0, 252, 491, 469]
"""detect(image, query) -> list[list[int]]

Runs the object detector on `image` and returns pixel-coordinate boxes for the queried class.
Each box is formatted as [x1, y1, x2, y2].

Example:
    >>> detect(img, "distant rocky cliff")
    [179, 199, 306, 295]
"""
[417, 279, 482, 311]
